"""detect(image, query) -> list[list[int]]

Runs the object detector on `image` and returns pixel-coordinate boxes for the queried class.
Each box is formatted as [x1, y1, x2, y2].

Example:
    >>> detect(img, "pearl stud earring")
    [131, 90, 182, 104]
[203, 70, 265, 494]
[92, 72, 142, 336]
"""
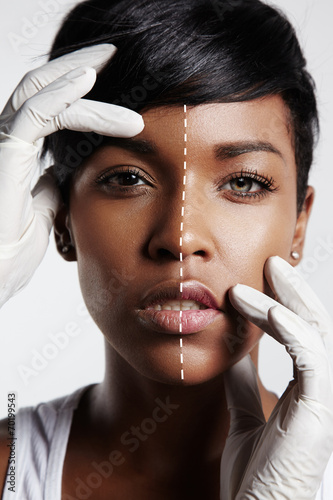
[291, 251, 300, 260]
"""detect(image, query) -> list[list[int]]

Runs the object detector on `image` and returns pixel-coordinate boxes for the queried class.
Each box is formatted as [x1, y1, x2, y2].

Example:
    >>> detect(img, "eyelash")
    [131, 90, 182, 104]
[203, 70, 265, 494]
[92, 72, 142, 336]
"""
[95, 167, 277, 200]
[219, 169, 277, 199]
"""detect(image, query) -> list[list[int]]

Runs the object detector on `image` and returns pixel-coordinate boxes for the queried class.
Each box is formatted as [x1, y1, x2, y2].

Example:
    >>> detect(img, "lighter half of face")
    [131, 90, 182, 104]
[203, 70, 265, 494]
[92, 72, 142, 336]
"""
[66, 96, 299, 385]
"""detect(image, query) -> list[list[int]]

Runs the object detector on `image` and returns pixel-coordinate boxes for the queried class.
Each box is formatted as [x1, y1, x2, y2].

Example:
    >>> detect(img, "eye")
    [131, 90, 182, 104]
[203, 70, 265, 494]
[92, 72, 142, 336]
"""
[107, 171, 146, 186]
[95, 167, 152, 190]
[226, 177, 263, 193]
[219, 170, 276, 199]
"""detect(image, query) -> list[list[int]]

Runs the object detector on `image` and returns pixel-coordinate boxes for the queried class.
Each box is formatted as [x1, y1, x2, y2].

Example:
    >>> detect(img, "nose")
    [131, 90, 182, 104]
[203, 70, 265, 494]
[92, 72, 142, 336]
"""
[147, 187, 215, 262]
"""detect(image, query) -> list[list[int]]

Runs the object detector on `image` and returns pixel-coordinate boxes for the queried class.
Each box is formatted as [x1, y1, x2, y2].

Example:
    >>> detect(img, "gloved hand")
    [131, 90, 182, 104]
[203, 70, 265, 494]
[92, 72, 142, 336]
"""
[0, 44, 144, 308]
[220, 255, 333, 499]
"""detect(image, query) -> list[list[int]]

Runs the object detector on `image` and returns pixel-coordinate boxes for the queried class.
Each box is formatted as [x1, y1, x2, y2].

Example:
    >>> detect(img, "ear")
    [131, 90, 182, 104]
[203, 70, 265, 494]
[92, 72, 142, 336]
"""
[289, 186, 315, 266]
[54, 204, 77, 262]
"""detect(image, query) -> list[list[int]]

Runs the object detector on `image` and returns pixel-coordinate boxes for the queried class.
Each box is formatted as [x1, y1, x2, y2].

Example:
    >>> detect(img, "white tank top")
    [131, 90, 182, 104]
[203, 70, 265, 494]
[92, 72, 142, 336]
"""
[1, 385, 91, 500]
[1, 385, 333, 499]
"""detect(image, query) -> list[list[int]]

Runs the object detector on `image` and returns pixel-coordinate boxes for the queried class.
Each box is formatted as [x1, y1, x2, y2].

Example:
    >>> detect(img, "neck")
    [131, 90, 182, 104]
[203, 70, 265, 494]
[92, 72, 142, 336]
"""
[83, 342, 276, 483]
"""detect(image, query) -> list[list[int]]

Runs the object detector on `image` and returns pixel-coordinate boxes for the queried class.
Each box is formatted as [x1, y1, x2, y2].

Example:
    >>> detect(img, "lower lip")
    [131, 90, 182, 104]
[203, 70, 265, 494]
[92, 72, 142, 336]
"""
[137, 308, 222, 334]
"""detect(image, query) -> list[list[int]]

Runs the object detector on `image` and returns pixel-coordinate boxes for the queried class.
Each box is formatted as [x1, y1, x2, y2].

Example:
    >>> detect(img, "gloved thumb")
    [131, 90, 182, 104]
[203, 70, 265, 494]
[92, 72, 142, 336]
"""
[31, 166, 61, 234]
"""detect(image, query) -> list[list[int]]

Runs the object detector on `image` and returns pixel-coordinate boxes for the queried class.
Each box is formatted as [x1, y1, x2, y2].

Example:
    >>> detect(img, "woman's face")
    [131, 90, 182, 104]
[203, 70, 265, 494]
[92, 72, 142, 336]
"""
[59, 96, 311, 385]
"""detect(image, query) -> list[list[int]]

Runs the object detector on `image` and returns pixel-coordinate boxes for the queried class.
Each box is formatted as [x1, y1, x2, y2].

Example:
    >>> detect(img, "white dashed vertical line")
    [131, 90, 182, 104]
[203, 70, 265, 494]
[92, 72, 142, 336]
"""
[180, 104, 187, 381]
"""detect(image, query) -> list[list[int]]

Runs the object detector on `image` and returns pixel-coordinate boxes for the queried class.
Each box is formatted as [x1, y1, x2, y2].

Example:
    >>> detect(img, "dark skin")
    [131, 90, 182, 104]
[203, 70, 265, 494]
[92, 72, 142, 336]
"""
[0, 97, 313, 499]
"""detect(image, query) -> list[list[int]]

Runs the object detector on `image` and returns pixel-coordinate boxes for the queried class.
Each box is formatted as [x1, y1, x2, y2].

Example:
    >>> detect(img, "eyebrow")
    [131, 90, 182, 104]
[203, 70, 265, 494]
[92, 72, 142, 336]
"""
[101, 137, 283, 161]
[214, 141, 284, 161]
[102, 137, 158, 155]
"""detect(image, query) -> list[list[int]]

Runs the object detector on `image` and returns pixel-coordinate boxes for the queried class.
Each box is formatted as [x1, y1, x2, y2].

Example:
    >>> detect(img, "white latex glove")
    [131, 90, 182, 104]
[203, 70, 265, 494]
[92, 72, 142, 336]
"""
[220, 256, 333, 500]
[0, 44, 144, 308]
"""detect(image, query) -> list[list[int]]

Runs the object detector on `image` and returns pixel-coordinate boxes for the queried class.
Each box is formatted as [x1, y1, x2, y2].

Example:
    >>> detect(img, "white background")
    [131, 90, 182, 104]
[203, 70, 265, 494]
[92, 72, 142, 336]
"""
[0, 0, 333, 418]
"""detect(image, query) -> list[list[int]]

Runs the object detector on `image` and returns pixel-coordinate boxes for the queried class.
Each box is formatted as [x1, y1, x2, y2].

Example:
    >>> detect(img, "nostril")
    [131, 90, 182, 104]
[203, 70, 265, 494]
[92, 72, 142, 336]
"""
[194, 250, 206, 256]
[157, 248, 174, 258]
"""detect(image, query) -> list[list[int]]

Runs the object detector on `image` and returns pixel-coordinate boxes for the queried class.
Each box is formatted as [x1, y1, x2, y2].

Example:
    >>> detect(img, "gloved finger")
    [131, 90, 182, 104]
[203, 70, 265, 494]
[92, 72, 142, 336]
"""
[229, 282, 333, 402]
[229, 277, 331, 341]
[8, 66, 97, 142]
[40, 99, 145, 139]
[2, 44, 117, 116]
[267, 305, 331, 403]
[224, 354, 266, 427]
[229, 261, 333, 346]
[265, 256, 332, 336]
[7, 67, 144, 143]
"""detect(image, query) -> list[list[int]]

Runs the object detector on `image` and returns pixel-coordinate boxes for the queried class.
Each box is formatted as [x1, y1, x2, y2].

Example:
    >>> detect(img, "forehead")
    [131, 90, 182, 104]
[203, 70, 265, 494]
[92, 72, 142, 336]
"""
[138, 95, 293, 160]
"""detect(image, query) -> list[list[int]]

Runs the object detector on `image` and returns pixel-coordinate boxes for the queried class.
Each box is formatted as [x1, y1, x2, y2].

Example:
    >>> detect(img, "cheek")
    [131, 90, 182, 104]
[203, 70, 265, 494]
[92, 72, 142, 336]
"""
[69, 199, 149, 317]
[213, 197, 297, 292]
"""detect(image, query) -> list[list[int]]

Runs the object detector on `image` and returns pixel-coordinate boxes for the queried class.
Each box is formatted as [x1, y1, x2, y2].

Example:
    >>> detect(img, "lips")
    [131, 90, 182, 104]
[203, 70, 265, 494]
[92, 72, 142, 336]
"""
[137, 281, 224, 334]
[141, 281, 221, 310]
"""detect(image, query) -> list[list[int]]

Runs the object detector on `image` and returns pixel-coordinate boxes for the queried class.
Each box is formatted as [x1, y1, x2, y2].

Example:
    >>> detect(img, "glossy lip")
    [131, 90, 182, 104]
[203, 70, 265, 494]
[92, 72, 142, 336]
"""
[137, 281, 224, 335]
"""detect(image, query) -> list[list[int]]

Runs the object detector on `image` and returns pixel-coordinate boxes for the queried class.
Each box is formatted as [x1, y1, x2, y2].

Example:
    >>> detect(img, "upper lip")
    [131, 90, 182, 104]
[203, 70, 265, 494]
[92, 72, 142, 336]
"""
[140, 281, 222, 310]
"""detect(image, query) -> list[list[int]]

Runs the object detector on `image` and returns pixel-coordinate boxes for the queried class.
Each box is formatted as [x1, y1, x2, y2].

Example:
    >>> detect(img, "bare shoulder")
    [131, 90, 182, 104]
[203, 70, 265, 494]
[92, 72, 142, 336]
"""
[0, 417, 11, 493]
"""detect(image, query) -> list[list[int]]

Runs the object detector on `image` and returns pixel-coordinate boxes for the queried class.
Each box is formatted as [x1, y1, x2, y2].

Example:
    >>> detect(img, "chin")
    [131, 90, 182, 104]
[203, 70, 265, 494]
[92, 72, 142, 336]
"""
[102, 314, 263, 386]
[126, 338, 259, 387]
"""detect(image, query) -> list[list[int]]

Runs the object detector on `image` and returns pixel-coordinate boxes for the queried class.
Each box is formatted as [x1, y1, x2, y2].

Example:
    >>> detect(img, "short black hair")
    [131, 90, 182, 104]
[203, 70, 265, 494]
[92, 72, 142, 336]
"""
[45, 0, 319, 212]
